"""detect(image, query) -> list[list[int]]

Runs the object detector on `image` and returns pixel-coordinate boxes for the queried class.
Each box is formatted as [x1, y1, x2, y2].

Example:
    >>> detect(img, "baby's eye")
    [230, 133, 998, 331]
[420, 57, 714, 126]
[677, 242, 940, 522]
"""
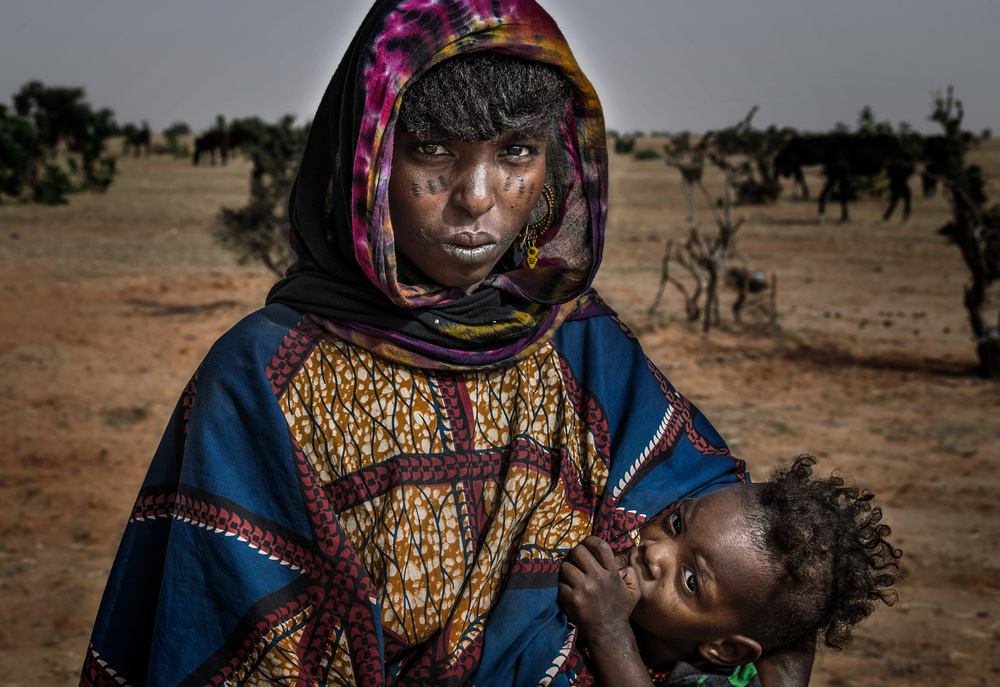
[669, 511, 683, 535]
[683, 568, 699, 595]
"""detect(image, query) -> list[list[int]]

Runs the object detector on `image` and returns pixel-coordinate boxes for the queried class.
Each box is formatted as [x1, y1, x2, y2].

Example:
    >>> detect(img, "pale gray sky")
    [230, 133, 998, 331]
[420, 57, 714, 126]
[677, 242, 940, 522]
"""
[2, 1, 997, 135]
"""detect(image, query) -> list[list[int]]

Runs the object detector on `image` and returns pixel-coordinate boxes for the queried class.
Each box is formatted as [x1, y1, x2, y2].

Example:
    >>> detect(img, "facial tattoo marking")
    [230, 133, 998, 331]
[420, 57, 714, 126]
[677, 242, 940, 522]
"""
[438, 175, 449, 190]
[517, 176, 526, 198]
[410, 182, 421, 197]
[426, 178, 437, 195]
[503, 175, 512, 192]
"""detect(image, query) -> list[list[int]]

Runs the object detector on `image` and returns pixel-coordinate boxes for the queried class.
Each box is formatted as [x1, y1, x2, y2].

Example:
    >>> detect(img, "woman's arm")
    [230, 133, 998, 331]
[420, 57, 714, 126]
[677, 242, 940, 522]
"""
[559, 536, 656, 687]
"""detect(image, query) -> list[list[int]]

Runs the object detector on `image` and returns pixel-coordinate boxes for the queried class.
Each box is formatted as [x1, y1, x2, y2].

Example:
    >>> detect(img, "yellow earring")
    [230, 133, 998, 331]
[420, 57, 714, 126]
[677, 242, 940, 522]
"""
[514, 184, 555, 269]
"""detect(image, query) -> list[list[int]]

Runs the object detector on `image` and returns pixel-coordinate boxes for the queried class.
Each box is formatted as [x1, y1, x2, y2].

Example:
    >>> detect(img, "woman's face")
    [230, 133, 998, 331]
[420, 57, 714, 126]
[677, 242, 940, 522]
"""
[388, 129, 548, 294]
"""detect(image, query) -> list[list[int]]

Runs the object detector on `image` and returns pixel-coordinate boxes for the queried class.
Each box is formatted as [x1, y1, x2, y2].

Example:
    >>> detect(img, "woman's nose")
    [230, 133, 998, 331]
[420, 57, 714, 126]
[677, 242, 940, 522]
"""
[451, 160, 496, 218]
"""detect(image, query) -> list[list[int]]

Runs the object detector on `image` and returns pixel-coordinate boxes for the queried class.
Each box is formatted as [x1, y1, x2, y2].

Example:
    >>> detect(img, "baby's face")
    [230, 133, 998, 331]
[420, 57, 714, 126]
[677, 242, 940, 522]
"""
[618, 484, 773, 664]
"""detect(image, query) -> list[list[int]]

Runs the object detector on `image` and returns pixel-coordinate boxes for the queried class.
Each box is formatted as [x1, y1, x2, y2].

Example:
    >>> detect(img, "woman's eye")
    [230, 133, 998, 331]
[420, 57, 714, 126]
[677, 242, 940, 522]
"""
[504, 145, 532, 159]
[418, 143, 445, 156]
[683, 568, 699, 595]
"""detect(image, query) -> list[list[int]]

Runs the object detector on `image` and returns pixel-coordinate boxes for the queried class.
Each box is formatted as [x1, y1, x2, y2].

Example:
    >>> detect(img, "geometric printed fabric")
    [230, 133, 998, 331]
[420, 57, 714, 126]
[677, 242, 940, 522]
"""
[287, 327, 607, 672]
[80, 304, 747, 687]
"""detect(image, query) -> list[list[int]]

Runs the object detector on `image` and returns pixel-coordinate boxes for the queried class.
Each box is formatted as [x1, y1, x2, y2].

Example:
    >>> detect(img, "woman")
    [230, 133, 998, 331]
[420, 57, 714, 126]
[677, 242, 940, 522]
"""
[80, 1, 787, 685]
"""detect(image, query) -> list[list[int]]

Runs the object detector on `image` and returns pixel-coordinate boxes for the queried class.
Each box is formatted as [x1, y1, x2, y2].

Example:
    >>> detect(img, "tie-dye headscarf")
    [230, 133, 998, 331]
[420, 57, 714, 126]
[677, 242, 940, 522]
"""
[266, 0, 608, 369]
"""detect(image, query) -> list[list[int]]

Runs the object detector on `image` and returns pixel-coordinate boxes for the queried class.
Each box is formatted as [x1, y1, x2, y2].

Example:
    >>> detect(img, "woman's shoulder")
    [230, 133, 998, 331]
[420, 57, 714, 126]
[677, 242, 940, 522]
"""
[549, 294, 669, 404]
[552, 292, 643, 356]
[197, 304, 316, 382]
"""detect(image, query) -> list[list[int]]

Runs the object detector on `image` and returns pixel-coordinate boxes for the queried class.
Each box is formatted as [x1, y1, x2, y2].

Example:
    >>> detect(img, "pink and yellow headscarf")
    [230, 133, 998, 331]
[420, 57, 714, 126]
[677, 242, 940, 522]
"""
[267, 0, 608, 369]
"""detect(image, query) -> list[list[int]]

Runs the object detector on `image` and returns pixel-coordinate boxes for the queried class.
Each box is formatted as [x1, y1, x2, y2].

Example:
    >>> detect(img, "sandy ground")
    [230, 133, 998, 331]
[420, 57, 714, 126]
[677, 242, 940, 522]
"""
[1, 140, 998, 686]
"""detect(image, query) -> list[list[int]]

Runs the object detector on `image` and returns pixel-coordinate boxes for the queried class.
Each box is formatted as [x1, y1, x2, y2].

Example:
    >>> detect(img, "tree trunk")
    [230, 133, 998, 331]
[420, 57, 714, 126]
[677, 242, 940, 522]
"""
[977, 335, 1000, 379]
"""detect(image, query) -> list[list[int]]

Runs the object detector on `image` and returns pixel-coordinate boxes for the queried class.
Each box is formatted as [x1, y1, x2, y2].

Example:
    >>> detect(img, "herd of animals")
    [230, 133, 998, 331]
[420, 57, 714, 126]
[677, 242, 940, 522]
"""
[122, 126, 256, 165]
[190, 128, 259, 165]
[126, 123, 952, 223]
[772, 133, 950, 222]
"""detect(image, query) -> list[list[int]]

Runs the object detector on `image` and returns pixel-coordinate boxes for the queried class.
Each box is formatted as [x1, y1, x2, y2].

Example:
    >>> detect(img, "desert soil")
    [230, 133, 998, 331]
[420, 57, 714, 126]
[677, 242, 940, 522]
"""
[1, 139, 998, 686]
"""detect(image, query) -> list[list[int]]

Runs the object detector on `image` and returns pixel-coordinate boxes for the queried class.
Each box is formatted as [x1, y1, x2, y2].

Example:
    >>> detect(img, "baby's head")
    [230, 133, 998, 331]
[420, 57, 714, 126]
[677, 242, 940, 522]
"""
[622, 456, 901, 671]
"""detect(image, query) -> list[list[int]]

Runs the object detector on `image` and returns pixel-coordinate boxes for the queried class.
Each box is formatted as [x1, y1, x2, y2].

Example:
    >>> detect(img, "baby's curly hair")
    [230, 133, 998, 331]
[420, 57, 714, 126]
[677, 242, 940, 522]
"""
[745, 456, 902, 652]
[397, 51, 572, 141]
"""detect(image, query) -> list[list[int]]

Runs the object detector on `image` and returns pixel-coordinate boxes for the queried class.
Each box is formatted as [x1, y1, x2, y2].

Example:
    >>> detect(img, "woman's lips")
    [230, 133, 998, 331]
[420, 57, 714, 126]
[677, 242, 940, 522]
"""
[441, 243, 497, 263]
[441, 235, 499, 264]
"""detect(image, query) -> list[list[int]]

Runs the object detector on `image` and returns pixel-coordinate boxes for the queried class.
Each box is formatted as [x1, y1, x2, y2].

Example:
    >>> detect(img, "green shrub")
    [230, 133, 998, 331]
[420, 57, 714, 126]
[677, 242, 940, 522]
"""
[614, 136, 636, 154]
[73, 108, 118, 191]
[214, 115, 308, 276]
[32, 163, 71, 204]
[163, 121, 192, 158]
[0, 109, 40, 201]
[8, 81, 118, 198]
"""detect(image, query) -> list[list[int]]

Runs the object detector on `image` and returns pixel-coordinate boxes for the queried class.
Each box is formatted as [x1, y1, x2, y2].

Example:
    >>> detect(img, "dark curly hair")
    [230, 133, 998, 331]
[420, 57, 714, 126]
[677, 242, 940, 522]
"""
[745, 456, 902, 652]
[397, 51, 572, 141]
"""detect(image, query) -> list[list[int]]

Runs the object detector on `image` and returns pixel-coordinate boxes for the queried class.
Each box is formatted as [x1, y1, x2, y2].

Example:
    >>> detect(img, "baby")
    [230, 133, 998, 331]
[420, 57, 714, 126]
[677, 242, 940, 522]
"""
[559, 456, 901, 686]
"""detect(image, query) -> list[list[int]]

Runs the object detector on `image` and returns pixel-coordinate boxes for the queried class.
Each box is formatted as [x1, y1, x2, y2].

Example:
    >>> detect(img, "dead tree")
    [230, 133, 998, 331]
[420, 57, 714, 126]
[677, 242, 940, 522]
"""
[930, 87, 1000, 378]
[653, 125, 774, 333]
[650, 133, 707, 321]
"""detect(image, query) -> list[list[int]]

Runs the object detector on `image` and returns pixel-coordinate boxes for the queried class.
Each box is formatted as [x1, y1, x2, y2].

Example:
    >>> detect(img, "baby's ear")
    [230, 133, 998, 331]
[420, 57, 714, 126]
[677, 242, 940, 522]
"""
[698, 635, 762, 667]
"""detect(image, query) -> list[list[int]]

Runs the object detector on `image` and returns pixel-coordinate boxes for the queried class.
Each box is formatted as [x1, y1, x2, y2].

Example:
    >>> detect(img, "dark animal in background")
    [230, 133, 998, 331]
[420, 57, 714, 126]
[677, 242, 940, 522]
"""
[227, 128, 259, 154]
[192, 131, 229, 165]
[124, 123, 151, 157]
[917, 135, 948, 198]
[773, 136, 828, 200]
[774, 134, 915, 221]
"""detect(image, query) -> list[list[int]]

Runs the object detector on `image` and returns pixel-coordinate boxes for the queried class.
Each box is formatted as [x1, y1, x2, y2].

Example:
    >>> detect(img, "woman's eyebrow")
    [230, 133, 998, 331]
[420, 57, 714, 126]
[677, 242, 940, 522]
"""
[497, 130, 546, 144]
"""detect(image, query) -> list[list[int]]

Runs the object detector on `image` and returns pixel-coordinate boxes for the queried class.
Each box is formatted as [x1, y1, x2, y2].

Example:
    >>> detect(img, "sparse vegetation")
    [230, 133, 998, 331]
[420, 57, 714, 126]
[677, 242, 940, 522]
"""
[121, 121, 151, 157]
[163, 121, 192, 158]
[0, 106, 41, 201]
[653, 113, 777, 333]
[213, 114, 309, 277]
[929, 87, 1000, 378]
[0, 81, 119, 203]
[709, 106, 793, 205]
[614, 135, 636, 155]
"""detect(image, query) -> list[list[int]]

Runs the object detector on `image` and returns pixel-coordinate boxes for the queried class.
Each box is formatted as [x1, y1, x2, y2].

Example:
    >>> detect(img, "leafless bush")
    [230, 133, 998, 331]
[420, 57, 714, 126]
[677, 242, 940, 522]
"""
[930, 87, 1000, 378]
[651, 113, 778, 333]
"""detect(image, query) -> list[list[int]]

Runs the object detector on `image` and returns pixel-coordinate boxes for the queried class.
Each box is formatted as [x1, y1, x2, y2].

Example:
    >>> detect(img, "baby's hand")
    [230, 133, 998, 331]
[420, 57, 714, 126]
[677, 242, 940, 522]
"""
[558, 536, 639, 643]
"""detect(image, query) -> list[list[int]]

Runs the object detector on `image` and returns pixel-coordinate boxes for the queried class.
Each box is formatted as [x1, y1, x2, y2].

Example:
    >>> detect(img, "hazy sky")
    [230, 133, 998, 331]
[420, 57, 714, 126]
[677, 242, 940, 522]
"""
[2, 0, 997, 135]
